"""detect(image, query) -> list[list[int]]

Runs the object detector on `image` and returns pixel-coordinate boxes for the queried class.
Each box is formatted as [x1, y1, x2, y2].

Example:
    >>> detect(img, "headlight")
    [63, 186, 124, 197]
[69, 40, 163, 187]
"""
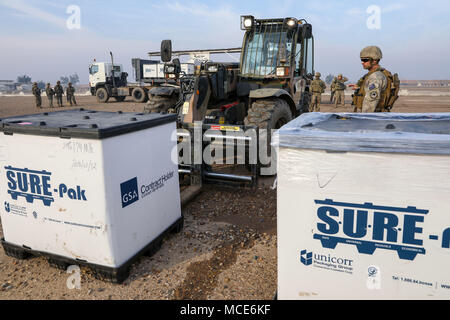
[276, 67, 286, 77]
[207, 65, 218, 72]
[276, 67, 290, 77]
[241, 15, 254, 30]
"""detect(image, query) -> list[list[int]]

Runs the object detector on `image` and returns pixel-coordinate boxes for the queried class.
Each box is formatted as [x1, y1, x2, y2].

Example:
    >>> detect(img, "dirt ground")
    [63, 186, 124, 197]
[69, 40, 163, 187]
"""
[0, 89, 449, 300]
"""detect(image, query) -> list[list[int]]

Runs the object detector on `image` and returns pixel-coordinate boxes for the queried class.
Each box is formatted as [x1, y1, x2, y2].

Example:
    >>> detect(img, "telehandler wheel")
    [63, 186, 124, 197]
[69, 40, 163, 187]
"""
[96, 87, 110, 103]
[144, 94, 177, 113]
[132, 87, 148, 103]
[244, 98, 292, 175]
[114, 96, 126, 102]
[244, 97, 292, 135]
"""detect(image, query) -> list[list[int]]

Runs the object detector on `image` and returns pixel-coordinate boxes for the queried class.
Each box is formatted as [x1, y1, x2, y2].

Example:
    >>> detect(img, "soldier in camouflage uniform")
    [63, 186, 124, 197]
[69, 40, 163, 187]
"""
[332, 74, 348, 108]
[309, 72, 326, 112]
[330, 78, 336, 103]
[54, 81, 64, 107]
[352, 46, 388, 113]
[45, 83, 55, 108]
[32, 82, 42, 108]
[66, 82, 77, 106]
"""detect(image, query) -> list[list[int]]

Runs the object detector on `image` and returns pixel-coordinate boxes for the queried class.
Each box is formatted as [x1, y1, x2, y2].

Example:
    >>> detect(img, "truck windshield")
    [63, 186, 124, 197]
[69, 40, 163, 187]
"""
[89, 65, 99, 75]
[241, 26, 294, 77]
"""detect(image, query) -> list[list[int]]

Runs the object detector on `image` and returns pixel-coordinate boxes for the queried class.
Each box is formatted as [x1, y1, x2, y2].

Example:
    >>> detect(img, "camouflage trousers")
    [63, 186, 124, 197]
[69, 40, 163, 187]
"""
[47, 96, 54, 108]
[309, 93, 322, 112]
[67, 94, 77, 106]
[34, 95, 42, 108]
[334, 90, 345, 108]
[56, 95, 63, 107]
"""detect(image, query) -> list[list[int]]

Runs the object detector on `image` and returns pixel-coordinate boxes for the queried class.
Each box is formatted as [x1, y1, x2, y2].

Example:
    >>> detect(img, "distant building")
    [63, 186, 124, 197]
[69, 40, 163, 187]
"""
[0, 80, 18, 93]
[400, 80, 450, 87]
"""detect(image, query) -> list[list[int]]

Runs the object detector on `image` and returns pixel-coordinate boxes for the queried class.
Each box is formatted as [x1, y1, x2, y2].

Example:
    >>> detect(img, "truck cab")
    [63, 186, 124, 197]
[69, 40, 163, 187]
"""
[88, 62, 128, 97]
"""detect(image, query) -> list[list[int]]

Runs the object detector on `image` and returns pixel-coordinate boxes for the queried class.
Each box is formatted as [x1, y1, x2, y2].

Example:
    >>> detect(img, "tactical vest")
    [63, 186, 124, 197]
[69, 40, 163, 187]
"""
[311, 79, 325, 93]
[352, 67, 400, 112]
[334, 80, 346, 91]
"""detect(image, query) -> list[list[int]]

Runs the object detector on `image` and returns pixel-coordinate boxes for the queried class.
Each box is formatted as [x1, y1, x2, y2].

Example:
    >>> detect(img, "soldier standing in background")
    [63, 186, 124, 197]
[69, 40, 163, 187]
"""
[66, 82, 77, 106]
[333, 74, 348, 108]
[45, 83, 55, 108]
[330, 77, 336, 103]
[32, 82, 42, 108]
[54, 81, 64, 107]
[309, 72, 326, 112]
[351, 46, 398, 113]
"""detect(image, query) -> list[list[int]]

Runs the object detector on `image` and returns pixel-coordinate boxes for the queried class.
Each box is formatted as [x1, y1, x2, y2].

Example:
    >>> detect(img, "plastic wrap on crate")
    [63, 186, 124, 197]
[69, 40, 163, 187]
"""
[273, 113, 450, 155]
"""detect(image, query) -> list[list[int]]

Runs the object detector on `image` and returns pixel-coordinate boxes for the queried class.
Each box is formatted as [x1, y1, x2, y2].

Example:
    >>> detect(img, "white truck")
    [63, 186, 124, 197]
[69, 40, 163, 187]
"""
[88, 53, 194, 103]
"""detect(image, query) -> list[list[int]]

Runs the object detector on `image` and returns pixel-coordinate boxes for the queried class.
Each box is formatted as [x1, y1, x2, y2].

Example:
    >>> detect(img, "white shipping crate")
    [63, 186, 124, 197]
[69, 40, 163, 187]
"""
[180, 63, 195, 75]
[143, 63, 165, 78]
[0, 110, 182, 281]
[275, 113, 450, 300]
[143, 63, 194, 78]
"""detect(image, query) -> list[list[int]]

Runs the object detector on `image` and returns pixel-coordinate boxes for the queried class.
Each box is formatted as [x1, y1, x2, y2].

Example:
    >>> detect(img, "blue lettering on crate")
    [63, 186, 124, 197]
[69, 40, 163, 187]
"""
[4, 166, 87, 207]
[313, 199, 430, 261]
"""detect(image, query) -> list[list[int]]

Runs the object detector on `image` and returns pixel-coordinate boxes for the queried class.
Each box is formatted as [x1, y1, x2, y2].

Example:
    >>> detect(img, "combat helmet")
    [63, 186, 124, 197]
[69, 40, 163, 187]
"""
[360, 46, 383, 61]
[315, 72, 321, 77]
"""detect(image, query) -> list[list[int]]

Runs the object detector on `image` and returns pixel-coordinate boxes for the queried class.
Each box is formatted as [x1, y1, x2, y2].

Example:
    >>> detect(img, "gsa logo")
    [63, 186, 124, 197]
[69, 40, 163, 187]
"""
[300, 250, 313, 266]
[4, 202, 10, 213]
[120, 177, 139, 208]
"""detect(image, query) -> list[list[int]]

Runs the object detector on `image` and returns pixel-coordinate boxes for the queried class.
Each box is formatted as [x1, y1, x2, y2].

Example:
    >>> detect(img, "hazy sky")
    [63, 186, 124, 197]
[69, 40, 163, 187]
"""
[1, 0, 449, 83]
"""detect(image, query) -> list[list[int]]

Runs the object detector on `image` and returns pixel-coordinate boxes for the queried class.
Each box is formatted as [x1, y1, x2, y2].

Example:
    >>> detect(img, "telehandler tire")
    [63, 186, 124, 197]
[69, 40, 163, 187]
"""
[244, 98, 292, 175]
[144, 94, 177, 113]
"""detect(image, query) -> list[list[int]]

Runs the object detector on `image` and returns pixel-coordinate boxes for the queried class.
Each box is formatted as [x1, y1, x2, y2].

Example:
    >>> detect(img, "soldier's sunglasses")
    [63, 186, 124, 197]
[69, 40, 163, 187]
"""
[361, 58, 371, 62]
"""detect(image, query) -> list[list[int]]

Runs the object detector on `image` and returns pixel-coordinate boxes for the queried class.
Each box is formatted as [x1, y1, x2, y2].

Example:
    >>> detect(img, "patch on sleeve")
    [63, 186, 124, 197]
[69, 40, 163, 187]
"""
[370, 90, 379, 99]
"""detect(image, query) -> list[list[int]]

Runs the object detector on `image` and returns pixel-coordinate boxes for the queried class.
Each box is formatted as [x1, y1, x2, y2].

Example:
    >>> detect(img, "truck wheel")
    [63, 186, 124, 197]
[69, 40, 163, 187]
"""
[96, 88, 109, 103]
[144, 94, 177, 113]
[132, 87, 148, 103]
[244, 98, 292, 175]
[114, 96, 126, 102]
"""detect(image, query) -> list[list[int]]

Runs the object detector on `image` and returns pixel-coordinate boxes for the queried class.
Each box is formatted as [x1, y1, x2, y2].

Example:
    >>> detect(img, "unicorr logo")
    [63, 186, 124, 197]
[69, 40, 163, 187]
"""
[299, 249, 354, 274]
[300, 250, 313, 266]
[4, 202, 10, 213]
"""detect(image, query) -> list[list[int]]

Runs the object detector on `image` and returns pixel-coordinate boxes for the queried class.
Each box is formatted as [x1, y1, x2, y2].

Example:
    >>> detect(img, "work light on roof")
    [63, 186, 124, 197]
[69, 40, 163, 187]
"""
[285, 18, 298, 28]
[241, 15, 255, 30]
